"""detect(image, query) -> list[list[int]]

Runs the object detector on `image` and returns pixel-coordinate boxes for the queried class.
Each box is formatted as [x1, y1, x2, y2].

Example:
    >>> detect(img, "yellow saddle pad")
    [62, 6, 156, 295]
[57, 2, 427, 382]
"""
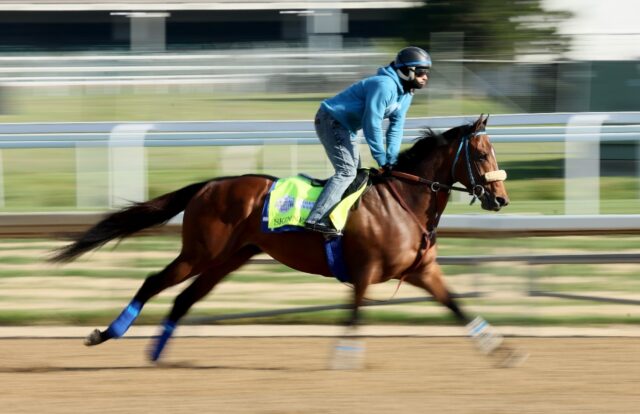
[264, 174, 368, 232]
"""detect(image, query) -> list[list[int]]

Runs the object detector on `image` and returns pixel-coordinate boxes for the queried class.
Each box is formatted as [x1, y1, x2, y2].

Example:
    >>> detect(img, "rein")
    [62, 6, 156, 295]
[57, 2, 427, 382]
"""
[390, 170, 470, 194]
[385, 171, 453, 236]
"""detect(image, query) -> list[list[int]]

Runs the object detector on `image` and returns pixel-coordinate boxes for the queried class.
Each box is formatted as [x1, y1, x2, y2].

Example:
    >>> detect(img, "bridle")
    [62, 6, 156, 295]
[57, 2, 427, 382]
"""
[451, 129, 507, 205]
[388, 129, 506, 202]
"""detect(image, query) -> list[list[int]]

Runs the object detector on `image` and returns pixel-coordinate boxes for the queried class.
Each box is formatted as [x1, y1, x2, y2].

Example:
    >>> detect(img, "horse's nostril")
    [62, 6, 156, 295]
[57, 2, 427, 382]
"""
[496, 197, 509, 207]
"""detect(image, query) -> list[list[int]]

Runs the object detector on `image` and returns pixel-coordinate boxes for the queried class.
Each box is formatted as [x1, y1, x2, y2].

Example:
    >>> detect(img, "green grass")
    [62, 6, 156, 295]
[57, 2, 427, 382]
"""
[0, 269, 52, 278]
[0, 256, 41, 265]
[108, 239, 182, 252]
[1, 144, 638, 213]
[1, 90, 516, 123]
[0, 268, 153, 279]
[226, 273, 329, 284]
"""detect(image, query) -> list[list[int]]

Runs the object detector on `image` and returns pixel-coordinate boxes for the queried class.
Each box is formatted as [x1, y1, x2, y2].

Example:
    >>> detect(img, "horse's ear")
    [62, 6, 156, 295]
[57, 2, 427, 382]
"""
[473, 114, 485, 131]
[483, 114, 490, 126]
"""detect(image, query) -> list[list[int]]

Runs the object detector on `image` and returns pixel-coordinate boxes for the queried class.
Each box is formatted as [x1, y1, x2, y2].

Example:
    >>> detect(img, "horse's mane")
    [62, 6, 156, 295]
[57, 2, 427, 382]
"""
[395, 123, 474, 171]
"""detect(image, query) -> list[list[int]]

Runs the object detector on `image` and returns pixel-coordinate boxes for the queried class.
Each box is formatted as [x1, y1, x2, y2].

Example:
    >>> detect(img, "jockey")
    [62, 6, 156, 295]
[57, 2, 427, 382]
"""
[305, 46, 432, 235]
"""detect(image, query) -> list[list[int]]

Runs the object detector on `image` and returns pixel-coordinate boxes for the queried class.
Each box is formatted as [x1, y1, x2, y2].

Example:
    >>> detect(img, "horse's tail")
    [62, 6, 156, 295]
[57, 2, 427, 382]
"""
[50, 180, 210, 263]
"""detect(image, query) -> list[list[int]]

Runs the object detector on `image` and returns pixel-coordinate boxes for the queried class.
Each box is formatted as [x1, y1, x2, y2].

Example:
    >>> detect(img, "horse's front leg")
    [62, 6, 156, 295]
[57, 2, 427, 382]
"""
[404, 262, 528, 368]
[329, 272, 369, 370]
[405, 261, 471, 324]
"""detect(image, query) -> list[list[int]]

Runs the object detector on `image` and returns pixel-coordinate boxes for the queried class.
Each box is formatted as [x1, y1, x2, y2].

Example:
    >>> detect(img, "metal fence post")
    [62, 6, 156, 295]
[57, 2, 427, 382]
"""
[109, 124, 152, 208]
[76, 142, 109, 208]
[564, 114, 608, 214]
[0, 150, 4, 208]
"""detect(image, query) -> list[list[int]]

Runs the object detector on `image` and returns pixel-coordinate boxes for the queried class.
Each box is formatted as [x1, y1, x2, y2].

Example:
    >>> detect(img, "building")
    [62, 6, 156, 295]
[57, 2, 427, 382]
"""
[0, 1, 422, 51]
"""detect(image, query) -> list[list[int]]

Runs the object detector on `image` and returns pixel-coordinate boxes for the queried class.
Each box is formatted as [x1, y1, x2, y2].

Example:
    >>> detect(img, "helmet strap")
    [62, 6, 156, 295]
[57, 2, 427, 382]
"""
[396, 67, 414, 81]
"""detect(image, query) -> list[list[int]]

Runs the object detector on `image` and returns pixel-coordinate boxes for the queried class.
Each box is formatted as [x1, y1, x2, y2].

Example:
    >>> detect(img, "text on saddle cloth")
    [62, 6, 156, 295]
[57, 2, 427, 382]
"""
[261, 172, 369, 233]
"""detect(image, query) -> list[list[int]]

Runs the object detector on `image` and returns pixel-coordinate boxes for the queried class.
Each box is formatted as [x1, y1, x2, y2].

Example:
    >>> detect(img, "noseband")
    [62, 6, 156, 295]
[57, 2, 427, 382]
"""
[452, 130, 507, 204]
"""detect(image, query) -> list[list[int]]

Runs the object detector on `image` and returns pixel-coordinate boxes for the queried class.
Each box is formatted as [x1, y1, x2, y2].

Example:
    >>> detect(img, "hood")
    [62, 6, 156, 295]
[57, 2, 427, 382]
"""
[377, 65, 404, 94]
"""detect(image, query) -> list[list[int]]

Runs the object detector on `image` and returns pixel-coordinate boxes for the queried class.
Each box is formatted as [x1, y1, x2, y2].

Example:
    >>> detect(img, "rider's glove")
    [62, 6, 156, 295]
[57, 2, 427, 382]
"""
[381, 164, 394, 177]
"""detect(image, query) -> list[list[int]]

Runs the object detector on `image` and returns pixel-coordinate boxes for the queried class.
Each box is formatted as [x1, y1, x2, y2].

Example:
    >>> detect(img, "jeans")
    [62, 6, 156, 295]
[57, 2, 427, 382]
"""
[306, 107, 360, 224]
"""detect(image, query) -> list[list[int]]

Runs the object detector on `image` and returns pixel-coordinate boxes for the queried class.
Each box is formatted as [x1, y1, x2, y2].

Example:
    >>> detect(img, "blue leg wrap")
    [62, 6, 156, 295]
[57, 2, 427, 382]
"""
[150, 320, 176, 362]
[105, 300, 142, 338]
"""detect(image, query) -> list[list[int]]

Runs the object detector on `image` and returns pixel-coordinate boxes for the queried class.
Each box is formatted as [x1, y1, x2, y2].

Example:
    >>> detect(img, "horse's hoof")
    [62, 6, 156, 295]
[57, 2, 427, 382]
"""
[492, 344, 529, 368]
[84, 329, 103, 346]
[148, 350, 161, 363]
[329, 338, 365, 370]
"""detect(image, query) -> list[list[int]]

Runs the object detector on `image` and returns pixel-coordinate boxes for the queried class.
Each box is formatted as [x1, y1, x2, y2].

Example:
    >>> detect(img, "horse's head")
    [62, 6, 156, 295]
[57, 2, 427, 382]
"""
[395, 115, 509, 211]
[450, 115, 509, 211]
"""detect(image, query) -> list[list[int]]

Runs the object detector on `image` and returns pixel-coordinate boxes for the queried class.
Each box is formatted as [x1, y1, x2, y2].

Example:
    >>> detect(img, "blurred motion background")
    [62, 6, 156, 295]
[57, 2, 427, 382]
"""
[0, 0, 638, 327]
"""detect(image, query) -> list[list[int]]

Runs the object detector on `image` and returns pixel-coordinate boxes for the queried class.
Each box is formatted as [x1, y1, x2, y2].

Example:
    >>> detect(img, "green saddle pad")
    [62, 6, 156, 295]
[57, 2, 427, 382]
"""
[266, 174, 368, 232]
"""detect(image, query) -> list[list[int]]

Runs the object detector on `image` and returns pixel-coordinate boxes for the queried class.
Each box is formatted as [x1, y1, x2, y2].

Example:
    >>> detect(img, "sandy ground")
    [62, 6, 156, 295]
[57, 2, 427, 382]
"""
[0, 336, 638, 414]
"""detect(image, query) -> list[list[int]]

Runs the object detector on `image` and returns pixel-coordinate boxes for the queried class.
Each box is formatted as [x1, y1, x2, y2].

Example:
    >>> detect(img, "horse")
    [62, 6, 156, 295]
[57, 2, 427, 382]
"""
[51, 114, 526, 367]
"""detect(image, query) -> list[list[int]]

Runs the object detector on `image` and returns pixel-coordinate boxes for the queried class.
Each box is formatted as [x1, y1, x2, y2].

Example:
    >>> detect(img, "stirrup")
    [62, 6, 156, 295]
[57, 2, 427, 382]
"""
[304, 221, 341, 236]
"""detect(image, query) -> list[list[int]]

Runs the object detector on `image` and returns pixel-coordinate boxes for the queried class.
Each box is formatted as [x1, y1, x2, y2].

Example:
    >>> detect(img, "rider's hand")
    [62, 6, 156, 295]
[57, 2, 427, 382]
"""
[381, 164, 393, 177]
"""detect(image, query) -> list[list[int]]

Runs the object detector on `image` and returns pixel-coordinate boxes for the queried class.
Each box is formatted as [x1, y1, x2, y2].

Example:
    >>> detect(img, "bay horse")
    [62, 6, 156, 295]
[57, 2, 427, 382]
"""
[51, 114, 525, 367]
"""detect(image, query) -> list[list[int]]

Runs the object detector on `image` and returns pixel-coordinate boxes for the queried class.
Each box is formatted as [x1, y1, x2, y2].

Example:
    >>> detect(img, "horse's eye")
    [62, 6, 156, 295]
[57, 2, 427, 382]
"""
[476, 153, 488, 161]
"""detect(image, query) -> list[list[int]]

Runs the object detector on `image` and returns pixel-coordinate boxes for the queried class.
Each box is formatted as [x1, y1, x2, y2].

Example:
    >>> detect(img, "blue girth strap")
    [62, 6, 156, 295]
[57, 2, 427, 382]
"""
[324, 236, 351, 283]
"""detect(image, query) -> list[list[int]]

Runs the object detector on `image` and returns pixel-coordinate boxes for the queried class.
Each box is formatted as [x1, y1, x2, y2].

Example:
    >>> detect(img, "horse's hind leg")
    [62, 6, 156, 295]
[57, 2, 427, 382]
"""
[85, 253, 198, 346]
[148, 245, 260, 362]
[405, 263, 528, 367]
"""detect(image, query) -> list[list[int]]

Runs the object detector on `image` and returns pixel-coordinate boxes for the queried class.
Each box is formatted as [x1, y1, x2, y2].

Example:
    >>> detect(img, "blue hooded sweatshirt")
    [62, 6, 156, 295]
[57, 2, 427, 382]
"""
[320, 65, 413, 167]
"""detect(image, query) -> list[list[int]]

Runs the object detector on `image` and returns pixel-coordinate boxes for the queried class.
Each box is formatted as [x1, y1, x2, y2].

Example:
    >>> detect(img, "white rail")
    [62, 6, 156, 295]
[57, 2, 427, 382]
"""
[0, 112, 638, 217]
[1, 112, 639, 148]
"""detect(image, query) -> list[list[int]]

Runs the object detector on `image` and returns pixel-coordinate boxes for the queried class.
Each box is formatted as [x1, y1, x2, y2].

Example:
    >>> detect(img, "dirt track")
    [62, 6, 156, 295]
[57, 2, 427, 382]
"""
[0, 337, 638, 413]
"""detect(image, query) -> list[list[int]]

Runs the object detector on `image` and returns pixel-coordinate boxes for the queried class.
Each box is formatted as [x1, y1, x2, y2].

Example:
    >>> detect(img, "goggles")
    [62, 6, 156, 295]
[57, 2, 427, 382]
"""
[413, 67, 430, 77]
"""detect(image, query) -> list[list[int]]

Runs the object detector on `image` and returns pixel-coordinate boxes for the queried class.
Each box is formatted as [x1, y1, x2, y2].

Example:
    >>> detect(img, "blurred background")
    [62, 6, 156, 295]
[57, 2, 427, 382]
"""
[0, 0, 638, 327]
